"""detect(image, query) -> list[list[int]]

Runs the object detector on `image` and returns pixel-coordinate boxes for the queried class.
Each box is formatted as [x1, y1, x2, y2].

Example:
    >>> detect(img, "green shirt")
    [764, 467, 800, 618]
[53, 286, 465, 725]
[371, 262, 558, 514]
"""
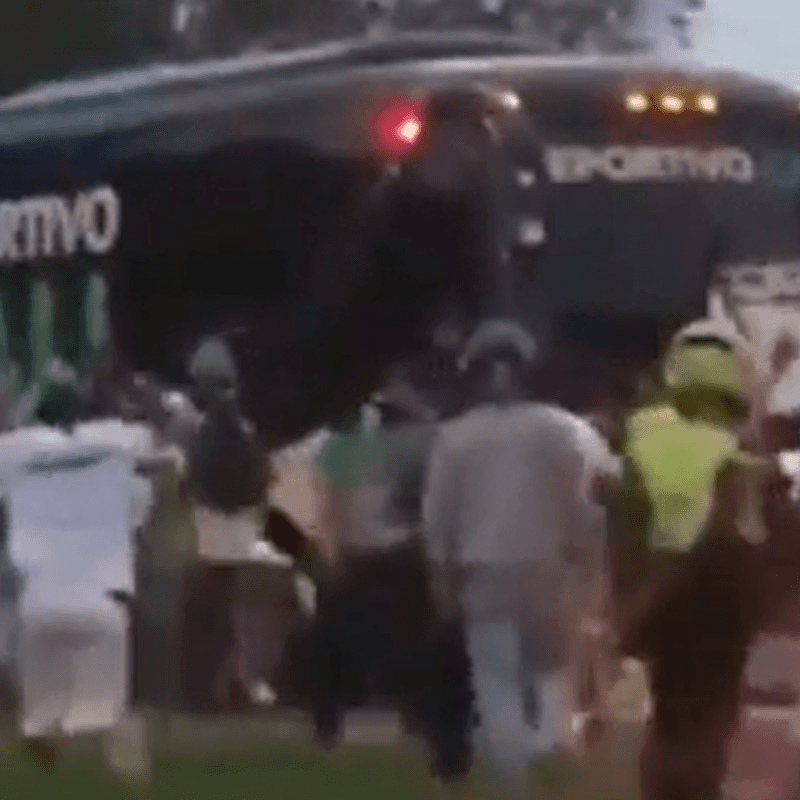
[316, 417, 389, 494]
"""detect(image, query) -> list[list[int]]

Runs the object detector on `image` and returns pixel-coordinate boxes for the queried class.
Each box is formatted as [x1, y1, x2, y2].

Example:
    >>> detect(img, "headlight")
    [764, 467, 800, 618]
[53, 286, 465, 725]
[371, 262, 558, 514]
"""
[625, 92, 649, 112]
[660, 94, 685, 113]
[696, 93, 718, 113]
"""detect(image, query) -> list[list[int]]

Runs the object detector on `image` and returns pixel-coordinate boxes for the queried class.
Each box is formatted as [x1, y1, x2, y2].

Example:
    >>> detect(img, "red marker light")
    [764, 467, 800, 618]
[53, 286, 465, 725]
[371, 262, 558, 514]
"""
[371, 98, 426, 158]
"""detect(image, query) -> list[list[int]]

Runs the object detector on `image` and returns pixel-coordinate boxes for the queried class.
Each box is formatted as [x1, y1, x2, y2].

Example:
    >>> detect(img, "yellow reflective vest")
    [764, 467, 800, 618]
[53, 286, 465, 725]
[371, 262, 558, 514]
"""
[625, 403, 738, 552]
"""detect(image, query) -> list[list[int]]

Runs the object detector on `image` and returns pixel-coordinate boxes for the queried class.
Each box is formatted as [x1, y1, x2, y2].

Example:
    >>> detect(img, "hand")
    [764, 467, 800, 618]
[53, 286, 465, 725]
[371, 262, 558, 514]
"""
[591, 472, 621, 507]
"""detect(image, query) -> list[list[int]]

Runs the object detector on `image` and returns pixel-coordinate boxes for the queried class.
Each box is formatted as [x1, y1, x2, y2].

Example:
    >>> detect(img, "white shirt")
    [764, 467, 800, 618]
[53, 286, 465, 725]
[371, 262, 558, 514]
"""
[0, 423, 145, 618]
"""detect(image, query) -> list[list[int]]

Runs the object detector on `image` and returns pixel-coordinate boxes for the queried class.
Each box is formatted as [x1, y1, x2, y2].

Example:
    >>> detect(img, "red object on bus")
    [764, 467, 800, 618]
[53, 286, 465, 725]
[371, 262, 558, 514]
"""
[370, 98, 426, 159]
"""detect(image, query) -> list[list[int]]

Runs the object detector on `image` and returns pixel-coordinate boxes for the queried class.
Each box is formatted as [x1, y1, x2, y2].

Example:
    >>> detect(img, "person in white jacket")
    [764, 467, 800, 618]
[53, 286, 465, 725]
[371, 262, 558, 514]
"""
[422, 318, 618, 796]
[0, 417, 155, 777]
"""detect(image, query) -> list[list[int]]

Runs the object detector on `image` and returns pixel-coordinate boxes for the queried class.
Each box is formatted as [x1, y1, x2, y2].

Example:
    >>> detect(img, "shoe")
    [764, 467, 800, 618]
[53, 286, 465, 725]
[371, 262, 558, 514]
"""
[314, 717, 342, 752]
[250, 681, 277, 706]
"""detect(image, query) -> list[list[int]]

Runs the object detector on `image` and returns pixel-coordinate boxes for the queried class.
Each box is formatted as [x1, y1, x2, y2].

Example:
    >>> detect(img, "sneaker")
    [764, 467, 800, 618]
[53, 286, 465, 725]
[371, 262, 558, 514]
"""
[250, 681, 277, 706]
[102, 713, 151, 782]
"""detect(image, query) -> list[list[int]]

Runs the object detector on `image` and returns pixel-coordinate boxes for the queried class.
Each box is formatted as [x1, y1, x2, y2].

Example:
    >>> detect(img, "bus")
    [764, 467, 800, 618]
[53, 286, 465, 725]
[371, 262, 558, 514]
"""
[0, 30, 798, 442]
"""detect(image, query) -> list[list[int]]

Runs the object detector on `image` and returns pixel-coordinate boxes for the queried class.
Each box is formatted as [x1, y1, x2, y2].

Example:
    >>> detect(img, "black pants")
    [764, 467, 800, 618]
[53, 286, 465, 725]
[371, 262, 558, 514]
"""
[625, 533, 761, 800]
[283, 539, 474, 781]
[178, 564, 238, 713]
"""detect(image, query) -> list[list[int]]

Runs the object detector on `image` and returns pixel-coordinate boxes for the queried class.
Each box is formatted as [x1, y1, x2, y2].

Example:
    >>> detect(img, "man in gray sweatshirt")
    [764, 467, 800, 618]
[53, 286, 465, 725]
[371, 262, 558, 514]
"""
[422, 319, 617, 795]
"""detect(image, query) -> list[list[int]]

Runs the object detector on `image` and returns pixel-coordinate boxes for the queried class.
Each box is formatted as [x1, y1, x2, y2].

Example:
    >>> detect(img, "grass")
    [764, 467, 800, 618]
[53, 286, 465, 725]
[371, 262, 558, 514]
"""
[0, 719, 643, 800]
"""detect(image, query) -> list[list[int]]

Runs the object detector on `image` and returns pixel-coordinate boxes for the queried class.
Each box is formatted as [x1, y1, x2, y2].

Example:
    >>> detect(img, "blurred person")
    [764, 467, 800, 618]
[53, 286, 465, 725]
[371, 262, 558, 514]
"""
[118, 341, 259, 712]
[313, 401, 390, 566]
[422, 318, 618, 797]
[182, 336, 270, 711]
[0, 499, 23, 715]
[185, 336, 267, 515]
[0, 403, 151, 777]
[605, 318, 791, 800]
[742, 330, 800, 451]
[109, 376, 192, 718]
[110, 363, 283, 716]
[0, 375, 14, 434]
[306, 399, 423, 728]
[374, 375, 476, 780]
[292, 377, 474, 782]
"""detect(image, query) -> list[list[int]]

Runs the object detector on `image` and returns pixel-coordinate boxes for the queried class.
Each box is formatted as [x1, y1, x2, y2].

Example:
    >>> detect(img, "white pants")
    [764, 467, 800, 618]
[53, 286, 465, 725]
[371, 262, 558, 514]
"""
[19, 608, 128, 738]
[102, 709, 151, 780]
[465, 618, 570, 793]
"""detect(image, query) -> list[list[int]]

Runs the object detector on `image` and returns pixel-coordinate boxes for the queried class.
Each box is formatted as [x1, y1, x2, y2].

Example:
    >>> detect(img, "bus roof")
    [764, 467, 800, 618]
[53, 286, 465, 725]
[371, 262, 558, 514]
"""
[0, 33, 794, 146]
[0, 31, 794, 111]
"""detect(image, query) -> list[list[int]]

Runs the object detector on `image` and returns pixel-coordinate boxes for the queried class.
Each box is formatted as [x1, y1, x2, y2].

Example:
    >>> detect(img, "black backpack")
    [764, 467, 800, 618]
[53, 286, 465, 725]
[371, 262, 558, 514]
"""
[189, 398, 267, 513]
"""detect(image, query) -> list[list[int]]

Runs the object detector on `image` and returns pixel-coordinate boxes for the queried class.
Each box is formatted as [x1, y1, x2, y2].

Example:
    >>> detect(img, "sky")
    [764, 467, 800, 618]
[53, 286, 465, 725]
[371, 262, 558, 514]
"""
[626, 1, 800, 410]
[627, 0, 799, 88]
[690, 0, 800, 409]
[689, 0, 800, 87]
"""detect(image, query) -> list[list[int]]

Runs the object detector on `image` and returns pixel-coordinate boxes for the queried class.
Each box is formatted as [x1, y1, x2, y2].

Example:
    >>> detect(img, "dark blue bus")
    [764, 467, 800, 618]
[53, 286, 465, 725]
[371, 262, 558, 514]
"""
[0, 32, 797, 438]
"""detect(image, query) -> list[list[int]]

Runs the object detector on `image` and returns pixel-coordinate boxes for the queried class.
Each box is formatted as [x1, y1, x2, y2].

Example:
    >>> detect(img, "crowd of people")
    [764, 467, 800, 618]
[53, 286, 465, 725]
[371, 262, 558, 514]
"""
[0, 305, 800, 800]
[287, 312, 800, 800]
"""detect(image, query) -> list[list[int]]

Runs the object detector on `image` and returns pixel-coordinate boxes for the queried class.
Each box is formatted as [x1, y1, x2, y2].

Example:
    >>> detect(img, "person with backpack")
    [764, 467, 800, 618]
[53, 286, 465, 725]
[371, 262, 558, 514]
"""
[181, 336, 272, 710]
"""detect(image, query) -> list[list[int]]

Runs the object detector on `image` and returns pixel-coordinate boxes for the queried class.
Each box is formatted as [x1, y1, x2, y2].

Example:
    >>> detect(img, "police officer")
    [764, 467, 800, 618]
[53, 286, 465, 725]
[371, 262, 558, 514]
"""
[607, 318, 777, 800]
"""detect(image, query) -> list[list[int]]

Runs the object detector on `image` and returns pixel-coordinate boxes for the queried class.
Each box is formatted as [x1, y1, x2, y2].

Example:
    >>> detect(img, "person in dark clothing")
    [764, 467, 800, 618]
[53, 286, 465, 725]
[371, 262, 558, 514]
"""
[171, 336, 271, 713]
[186, 337, 268, 515]
[280, 385, 474, 783]
[630, 461, 767, 800]
[279, 532, 475, 782]
[605, 319, 790, 800]
[0, 500, 23, 716]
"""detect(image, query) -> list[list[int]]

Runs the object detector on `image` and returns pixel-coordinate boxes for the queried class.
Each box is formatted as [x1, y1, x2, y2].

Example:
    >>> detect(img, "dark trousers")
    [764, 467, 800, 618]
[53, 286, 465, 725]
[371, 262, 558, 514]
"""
[621, 532, 761, 800]
[282, 538, 474, 781]
[178, 564, 238, 712]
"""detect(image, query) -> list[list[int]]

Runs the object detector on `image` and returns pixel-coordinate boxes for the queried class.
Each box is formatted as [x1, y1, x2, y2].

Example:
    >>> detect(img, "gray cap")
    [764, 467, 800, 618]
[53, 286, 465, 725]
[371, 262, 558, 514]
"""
[458, 318, 537, 372]
[188, 337, 238, 386]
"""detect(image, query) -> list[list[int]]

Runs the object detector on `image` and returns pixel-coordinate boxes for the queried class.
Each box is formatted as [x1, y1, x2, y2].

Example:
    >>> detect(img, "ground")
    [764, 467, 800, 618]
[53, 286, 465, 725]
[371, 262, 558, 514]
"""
[5, 710, 800, 799]
[0, 712, 643, 800]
